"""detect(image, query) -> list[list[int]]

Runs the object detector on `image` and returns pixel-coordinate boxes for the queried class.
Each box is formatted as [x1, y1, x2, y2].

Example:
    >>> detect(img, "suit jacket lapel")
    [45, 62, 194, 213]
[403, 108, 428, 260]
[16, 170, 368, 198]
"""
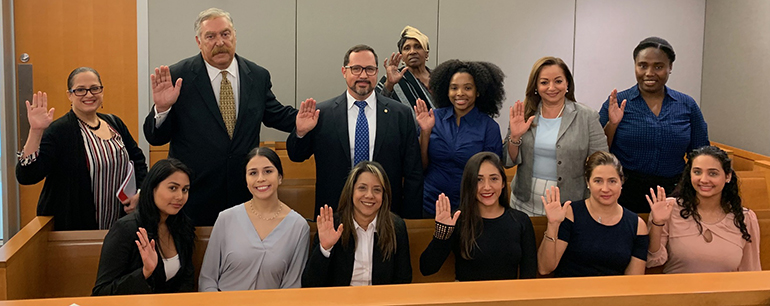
[333, 93, 352, 163]
[234, 54, 253, 140]
[373, 93, 388, 160]
[192, 54, 227, 134]
[557, 101, 577, 141]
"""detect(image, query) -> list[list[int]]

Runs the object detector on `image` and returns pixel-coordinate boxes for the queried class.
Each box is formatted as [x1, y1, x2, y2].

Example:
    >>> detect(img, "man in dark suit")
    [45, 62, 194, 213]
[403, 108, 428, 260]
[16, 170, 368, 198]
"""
[144, 8, 296, 226]
[288, 44, 423, 219]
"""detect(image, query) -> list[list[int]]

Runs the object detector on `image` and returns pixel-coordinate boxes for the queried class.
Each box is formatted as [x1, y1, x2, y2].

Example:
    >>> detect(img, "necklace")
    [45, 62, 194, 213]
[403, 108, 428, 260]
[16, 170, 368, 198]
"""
[540, 102, 566, 118]
[78, 118, 101, 130]
[249, 200, 282, 221]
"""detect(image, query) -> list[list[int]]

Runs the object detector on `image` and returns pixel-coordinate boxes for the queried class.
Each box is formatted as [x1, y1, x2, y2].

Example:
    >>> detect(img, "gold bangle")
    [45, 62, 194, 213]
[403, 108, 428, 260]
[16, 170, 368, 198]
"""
[543, 233, 556, 242]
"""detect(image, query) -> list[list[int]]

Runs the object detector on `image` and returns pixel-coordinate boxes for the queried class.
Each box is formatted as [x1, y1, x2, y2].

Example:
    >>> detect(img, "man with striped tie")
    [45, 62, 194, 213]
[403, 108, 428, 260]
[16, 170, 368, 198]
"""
[288, 44, 423, 219]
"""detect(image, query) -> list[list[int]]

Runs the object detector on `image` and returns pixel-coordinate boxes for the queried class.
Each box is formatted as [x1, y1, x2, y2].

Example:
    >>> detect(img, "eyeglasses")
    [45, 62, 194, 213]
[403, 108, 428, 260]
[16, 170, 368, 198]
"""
[68, 86, 104, 96]
[345, 65, 378, 76]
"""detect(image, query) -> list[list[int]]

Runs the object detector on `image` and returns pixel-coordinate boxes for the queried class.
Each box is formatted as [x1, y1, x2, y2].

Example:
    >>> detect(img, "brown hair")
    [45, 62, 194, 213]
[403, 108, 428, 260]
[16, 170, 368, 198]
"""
[337, 161, 397, 260]
[343, 44, 379, 67]
[583, 151, 624, 183]
[523, 57, 576, 121]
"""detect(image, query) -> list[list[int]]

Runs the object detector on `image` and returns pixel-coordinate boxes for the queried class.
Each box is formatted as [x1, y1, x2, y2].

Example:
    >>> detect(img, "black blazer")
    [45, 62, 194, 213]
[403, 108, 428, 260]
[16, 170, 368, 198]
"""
[16, 110, 147, 230]
[143, 53, 297, 226]
[302, 213, 412, 287]
[286, 92, 423, 218]
[92, 213, 195, 295]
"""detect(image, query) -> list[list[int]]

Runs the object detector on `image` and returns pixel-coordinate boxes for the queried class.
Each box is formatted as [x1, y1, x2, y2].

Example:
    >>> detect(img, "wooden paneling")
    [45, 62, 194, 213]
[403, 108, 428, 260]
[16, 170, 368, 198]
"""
[14, 0, 138, 227]
[0, 217, 53, 300]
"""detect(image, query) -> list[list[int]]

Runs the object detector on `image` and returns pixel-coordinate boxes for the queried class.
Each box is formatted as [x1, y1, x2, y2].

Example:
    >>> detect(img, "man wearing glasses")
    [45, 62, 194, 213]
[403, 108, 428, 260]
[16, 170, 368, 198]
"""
[288, 44, 423, 219]
[143, 8, 297, 226]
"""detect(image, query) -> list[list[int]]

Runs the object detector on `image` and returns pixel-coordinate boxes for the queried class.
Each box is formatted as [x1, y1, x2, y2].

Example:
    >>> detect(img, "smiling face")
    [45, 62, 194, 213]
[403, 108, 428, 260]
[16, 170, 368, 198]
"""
[352, 171, 383, 225]
[634, 47, 671, 95]
[400, 38, 428, 69]
[67, 71, 103, 116]
[448, 72, 477, 117]
[476, 161, 504, 208]
[196, 16, 236, 70]
[153, 171, 190, 219]
[690, 155, 731, 201]
[343, 50, 378, 101]
[246, 155, 282, 201]
[587, 165, 623, 206]
[537, 64, 568, 106]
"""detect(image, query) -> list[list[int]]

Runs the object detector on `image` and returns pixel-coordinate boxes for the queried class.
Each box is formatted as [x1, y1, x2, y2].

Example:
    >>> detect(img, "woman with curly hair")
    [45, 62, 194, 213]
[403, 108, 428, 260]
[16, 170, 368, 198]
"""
[414, 59, 505, 217]
[505, 57, 607, 216]
[646, 146, 760, 273]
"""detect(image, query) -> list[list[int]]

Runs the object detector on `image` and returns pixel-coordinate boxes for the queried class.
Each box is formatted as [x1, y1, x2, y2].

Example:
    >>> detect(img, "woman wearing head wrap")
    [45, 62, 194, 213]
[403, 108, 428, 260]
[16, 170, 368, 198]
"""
[376, 25, 434, 113]
[599, 37, 709, 213]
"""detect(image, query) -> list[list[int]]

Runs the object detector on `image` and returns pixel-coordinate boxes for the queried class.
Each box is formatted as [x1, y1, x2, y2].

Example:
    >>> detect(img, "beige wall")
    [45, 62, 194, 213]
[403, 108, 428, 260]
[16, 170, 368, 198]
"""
[701, 0, 770, 156]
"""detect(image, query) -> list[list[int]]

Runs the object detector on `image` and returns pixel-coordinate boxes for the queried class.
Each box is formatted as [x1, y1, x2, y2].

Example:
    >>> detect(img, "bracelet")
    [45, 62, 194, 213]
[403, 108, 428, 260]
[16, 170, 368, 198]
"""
[543, 233, 556, 242]
[650, 219, 666, 227]
[506, 135, 523, 146]
[433, 222, 455, 240]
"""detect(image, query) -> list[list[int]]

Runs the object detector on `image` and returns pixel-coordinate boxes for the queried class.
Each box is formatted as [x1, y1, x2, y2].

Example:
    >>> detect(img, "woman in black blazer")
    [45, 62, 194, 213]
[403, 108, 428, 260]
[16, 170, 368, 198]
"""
[16, 67, 147, 230]
[93, 159, 196, 295]
[302, 161, 412, 287]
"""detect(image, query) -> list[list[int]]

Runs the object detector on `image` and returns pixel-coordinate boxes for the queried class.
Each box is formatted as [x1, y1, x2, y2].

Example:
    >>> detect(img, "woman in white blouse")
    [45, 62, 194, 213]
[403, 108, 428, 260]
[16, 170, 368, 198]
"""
[199, 147, 310, 291]
[302, 161, 412, 287]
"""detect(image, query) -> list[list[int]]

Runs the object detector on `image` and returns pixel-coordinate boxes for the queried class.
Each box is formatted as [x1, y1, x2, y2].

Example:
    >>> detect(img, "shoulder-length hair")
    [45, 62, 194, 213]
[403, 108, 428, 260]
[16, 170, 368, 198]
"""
[673, 146, 750, 242]
[523, 57, 576, 120]
[457, 152, 509, 260]
[337, 161, 397, 260]
[136, 159, 196, 257]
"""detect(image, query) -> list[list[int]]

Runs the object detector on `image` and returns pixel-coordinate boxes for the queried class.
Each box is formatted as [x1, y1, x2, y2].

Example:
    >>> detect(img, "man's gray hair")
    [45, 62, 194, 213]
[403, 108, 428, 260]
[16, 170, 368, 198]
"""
[194, 8, 234, 36]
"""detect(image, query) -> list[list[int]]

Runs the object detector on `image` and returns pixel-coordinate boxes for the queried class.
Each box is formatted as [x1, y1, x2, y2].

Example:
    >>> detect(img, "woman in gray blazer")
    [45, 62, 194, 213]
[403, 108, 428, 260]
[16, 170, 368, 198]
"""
[504, 57, 607, 216]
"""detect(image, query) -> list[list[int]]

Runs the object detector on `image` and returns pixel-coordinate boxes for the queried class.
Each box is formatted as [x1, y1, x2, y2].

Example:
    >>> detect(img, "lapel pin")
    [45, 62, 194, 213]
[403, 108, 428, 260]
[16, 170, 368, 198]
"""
[384, 108, 388, 113]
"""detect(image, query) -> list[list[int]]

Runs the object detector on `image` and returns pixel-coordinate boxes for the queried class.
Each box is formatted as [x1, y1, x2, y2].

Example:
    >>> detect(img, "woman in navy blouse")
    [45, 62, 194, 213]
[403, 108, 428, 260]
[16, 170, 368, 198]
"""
[537, 151, 648, 277]
[599, 37, 709, 213]
[414, 60, 505, 218]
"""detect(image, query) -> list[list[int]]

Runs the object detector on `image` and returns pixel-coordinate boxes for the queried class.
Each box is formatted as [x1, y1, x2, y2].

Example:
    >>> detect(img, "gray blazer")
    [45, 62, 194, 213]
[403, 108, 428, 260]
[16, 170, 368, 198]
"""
[504, 100, 608, 203]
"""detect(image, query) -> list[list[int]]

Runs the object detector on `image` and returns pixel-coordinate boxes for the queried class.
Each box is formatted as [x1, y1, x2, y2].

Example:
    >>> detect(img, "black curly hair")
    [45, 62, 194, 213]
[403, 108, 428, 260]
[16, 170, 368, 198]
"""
[673, 146, 750, 242]
[428, 59, 505, 117]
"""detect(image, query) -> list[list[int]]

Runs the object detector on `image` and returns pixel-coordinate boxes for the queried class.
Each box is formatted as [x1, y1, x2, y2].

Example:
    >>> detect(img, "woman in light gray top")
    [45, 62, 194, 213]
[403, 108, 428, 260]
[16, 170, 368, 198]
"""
[505, 57, 607, 216]
[199, 147, 309, 291]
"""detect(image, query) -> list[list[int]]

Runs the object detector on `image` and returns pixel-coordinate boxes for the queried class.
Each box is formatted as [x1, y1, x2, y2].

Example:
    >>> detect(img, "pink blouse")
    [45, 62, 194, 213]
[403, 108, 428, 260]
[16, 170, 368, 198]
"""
[647, 203, 761, 273]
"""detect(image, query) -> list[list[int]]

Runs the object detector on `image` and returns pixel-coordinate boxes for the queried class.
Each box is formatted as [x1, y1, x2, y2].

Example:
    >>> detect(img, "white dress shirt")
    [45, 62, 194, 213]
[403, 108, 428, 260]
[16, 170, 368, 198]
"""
[154, 58, 240, 127]
[320, 216, 377, 286]
[346, 91, 377, 167]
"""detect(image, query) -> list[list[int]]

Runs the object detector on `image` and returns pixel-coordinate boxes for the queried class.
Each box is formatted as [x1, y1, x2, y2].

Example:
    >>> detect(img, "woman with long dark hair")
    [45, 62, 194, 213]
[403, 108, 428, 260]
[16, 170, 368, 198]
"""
[647, 146, 760, 272]
[199, 147, 309, 291]
[302, 161, 412, 287]
[420, 152, 537, 281]
[93, 159, 195, 295]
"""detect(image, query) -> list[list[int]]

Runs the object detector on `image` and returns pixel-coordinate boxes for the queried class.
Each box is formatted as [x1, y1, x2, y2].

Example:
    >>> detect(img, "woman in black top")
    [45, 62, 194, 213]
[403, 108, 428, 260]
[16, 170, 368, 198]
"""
[538, 151, 648, 277]
[420, 152, 537, 281]
[16, 67, 147, 230]
[93, 159, 196, 295]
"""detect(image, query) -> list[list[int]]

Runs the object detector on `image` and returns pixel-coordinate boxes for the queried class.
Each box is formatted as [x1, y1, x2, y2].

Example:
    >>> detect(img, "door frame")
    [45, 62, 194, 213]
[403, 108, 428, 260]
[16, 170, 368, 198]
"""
[1, 0, 21, 241]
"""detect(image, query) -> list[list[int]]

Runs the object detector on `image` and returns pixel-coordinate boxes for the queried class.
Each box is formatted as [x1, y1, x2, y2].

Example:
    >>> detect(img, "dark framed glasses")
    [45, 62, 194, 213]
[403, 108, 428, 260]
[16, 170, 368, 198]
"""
[344, 65, 378, 76]
[68, 86, 104, 96]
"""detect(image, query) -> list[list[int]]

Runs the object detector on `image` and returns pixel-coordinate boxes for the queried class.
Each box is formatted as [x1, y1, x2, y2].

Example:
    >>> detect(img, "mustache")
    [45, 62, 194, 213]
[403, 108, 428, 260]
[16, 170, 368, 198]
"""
[211, 46, 231, 56]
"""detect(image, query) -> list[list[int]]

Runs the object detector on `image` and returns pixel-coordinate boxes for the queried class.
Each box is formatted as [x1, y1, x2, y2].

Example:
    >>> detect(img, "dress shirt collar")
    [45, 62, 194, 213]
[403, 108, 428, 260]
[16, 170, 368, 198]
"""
[346, 91, 377, 111]
[204, 55, 239, 82]
[440, 105, 482, 124]
[629, 84, 677, 102]
[353, 215, 378, 233]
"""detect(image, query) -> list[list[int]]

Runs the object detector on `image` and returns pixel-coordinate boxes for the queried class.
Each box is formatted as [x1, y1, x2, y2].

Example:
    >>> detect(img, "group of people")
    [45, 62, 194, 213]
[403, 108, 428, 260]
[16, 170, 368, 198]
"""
[14, 6, 759, 296]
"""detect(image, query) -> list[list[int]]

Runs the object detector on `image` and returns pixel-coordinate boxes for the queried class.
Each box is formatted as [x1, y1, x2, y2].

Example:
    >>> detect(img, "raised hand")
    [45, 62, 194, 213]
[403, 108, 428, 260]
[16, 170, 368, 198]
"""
[383, 52, 407, 90]
[295, 98, 320, 137]
[541, 186, 571, 224]
[317, 205, 343, 251]
[607, 88, 626, 125]
[413, 98, 435, 132]
[26, 91, 55, 131]
[151, 65, 182, 113]
[434, 193, 461, 226]
[646, 185, 674, 225]
[508, 100, 534, 140]
[135, 227, 158, 279]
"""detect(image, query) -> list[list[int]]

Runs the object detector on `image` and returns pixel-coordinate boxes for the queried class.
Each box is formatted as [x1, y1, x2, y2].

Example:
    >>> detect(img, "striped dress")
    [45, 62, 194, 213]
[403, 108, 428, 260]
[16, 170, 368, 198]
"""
[79, 120, 131, 230]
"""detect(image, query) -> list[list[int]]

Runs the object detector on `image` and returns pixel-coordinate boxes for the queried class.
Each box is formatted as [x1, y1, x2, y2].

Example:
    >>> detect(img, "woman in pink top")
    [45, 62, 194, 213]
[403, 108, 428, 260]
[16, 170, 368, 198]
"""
[646, 146, 760, 273]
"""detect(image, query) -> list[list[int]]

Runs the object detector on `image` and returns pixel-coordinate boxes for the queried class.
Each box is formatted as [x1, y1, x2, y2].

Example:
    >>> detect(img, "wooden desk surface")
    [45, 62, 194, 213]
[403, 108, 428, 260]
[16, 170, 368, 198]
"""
[3, 271, 770, 306]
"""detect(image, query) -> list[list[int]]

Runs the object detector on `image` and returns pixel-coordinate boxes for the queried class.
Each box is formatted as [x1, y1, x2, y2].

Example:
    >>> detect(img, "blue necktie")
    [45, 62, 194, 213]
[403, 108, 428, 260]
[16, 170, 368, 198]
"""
[353, 101, 369, 166]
